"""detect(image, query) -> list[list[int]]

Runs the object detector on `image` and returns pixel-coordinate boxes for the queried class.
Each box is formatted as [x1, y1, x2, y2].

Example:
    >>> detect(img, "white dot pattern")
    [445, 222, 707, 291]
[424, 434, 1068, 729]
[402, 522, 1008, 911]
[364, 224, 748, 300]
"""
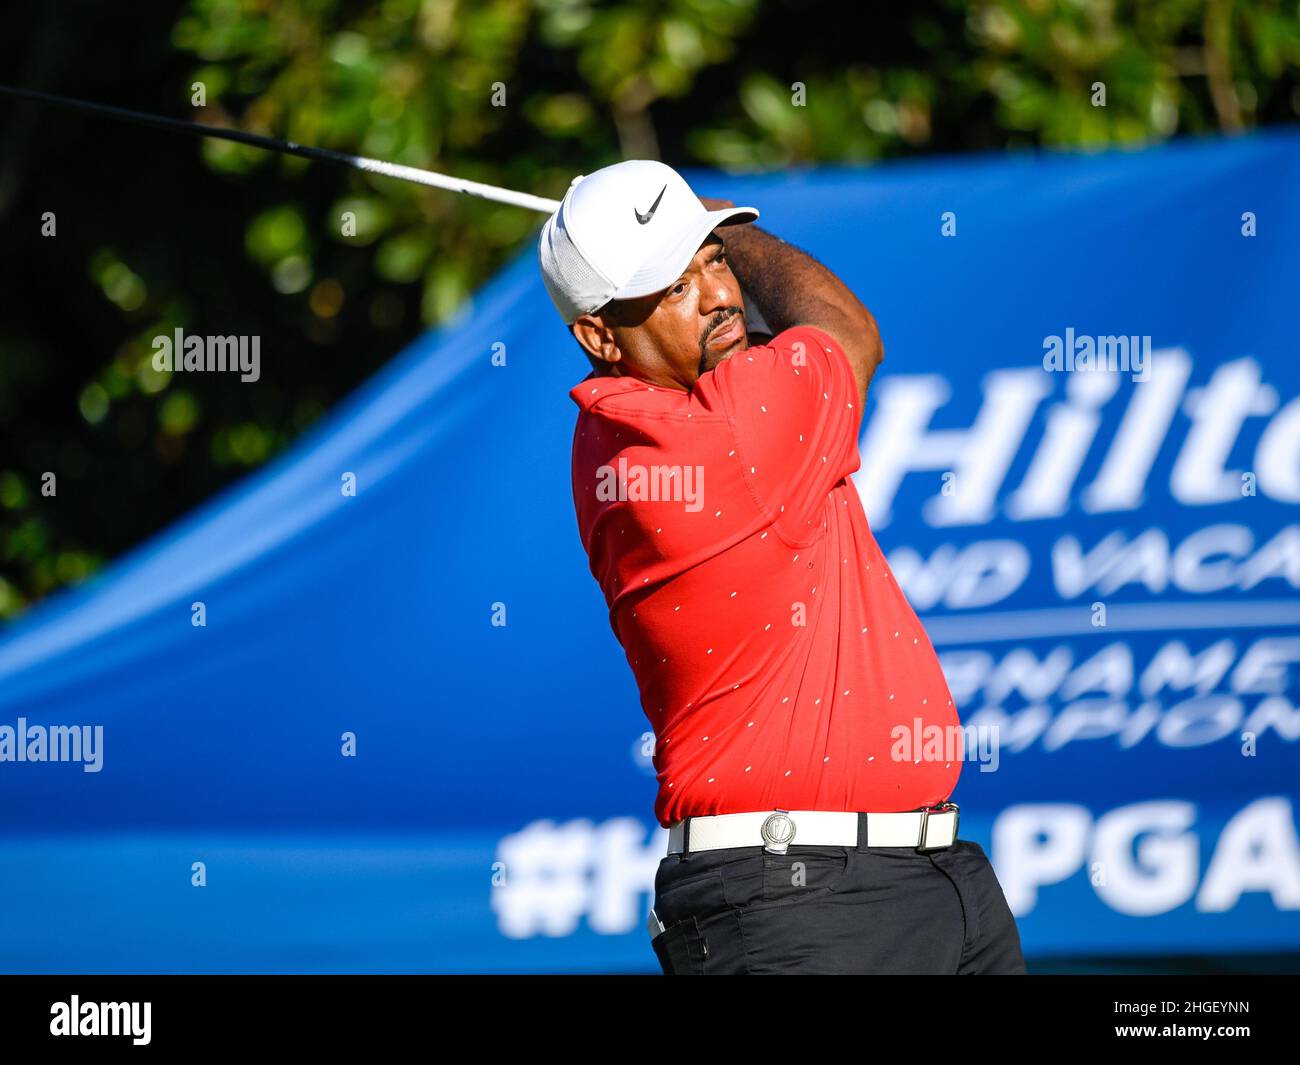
[566, 327, 959, 825]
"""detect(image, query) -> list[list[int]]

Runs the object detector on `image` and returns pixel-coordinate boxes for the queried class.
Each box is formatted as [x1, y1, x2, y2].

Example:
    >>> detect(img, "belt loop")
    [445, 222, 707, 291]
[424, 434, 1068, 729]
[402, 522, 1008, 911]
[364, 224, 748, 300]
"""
[682, 817, 691, 856]
[855, 812, 870, 853]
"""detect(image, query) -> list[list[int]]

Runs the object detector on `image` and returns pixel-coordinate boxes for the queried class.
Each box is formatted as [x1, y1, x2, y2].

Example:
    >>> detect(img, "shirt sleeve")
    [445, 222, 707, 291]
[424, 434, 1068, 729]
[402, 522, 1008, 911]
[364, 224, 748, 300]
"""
[706, 324, 862, 538]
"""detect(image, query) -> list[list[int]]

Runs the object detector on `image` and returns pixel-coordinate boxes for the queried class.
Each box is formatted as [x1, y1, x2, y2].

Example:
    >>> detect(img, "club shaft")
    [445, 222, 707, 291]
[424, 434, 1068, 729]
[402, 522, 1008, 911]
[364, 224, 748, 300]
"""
[0, 84, 561, 214]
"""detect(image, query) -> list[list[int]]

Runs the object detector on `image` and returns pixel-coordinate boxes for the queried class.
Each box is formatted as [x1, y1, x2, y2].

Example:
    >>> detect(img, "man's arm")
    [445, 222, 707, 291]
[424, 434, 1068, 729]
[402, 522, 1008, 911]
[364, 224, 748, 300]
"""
[704, 199, 882, 410]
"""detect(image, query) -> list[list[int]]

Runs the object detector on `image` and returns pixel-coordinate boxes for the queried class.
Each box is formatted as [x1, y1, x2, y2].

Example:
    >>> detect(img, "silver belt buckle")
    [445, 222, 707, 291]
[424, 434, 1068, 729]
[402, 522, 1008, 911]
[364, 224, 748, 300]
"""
[916, 801, 959, 853]
[760, 810, 796, 854]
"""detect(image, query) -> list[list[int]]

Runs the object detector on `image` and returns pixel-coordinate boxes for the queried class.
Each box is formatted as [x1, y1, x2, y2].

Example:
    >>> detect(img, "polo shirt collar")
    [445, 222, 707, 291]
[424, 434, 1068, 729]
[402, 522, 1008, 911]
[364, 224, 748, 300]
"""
[569, 372, 683, 410]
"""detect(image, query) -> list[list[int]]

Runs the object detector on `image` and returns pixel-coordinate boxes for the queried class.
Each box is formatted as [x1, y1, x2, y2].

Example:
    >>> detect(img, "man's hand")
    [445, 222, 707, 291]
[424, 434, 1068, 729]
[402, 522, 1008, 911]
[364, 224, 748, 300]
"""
[706, 215, 882, 416]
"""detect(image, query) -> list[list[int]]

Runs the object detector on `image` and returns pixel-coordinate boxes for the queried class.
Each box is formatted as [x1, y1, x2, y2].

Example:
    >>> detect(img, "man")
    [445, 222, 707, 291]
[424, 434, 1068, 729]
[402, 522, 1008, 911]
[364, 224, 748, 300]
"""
[538, 159, 1026, 975]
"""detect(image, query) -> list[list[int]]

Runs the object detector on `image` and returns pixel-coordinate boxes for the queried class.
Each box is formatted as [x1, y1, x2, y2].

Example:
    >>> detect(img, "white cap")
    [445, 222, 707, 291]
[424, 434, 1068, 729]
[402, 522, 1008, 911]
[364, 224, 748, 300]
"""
[537, 159, 759, 325]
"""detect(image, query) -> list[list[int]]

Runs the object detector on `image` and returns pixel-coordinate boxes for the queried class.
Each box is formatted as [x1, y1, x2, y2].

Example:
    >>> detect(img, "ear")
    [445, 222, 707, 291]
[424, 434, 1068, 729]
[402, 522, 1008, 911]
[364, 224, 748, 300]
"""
[571, 313, 622, 367]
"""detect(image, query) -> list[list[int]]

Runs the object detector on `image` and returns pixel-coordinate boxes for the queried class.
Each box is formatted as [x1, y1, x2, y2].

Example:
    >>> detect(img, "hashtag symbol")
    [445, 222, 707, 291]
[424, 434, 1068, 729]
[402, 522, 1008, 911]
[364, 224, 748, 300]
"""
[492, 818, 669, 938]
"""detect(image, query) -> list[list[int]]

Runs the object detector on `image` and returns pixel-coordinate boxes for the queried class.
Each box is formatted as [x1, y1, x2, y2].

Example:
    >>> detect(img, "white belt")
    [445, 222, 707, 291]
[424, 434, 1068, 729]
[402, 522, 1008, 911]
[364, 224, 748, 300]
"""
[666, 803, 959, 855]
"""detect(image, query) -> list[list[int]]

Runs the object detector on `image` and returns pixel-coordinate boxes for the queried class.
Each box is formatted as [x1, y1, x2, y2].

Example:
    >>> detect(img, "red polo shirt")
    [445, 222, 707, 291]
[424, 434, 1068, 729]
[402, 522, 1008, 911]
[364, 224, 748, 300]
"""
[570, 325, 961, 827]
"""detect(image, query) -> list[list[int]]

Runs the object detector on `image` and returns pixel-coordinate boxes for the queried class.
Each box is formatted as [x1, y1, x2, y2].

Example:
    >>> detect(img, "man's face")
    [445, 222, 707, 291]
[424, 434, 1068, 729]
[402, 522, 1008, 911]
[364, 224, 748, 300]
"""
[571, 232, 749, 390]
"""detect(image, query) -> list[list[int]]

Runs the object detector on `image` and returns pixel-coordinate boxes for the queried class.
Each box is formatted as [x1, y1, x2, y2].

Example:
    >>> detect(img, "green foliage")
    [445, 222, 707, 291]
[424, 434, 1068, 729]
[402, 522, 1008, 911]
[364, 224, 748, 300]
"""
[168, 0, 1300, 333]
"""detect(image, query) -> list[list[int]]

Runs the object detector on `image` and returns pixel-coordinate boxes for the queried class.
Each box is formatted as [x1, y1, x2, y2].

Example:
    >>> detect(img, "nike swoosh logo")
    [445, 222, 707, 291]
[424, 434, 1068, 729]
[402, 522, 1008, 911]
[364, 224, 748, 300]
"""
[634, 185, 667, 225]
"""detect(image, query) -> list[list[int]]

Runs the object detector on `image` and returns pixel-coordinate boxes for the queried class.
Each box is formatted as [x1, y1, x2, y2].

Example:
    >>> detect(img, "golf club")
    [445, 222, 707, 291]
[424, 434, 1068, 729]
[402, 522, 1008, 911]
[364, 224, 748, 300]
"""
[0, 84, 562, 214]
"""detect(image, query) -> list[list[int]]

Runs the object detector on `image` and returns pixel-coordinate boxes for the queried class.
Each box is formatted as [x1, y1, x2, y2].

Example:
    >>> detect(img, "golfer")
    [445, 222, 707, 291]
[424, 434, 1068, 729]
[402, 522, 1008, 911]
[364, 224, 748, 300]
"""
[539, 160, 1026, 975]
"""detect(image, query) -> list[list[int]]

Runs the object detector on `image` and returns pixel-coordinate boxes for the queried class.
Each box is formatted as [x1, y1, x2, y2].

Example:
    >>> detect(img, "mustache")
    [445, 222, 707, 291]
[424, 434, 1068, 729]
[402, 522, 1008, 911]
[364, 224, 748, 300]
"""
[697, 309, 744, 376]
[700, 308, 744, 351]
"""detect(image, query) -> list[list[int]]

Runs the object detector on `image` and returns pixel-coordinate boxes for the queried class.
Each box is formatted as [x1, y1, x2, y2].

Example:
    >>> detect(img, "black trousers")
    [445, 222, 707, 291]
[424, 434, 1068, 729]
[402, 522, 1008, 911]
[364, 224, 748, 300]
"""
[650, 834, 1027, 974]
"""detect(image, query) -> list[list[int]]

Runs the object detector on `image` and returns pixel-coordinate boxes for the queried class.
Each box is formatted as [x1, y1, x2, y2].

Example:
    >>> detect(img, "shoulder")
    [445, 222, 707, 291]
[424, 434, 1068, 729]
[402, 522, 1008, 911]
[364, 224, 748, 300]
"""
[769, 324, 846, 356]
[707, 325, 853, 400]
[766, 326, 852, 376]
[568, 373, 700, 422]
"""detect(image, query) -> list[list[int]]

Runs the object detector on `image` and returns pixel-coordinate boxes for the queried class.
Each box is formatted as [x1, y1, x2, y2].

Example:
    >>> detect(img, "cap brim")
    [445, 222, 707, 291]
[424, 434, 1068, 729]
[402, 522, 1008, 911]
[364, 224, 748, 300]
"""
[612, 205, 759, 301]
